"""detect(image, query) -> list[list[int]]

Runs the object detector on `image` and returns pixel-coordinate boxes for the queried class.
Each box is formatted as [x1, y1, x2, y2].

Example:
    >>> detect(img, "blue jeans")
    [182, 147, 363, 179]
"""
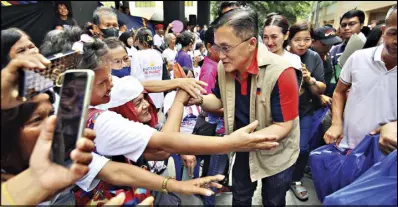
[200, 153, 229, 206]
[232, 152, 294, 206]
[292, 115, 314, 182]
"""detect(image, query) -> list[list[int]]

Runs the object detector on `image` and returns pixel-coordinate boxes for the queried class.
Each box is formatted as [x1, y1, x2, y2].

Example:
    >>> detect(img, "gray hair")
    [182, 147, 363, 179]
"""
[165, 33, 175, 44]
[93, 6, 117, 25]
[386, 4, 397, 21]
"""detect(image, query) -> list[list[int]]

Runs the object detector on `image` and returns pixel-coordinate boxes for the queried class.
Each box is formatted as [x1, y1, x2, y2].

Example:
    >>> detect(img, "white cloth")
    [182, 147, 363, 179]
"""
[162, 48, 177, 63]
[339, 44, 397, 149]
[282, 50, 302, 69]
[95, 75, 143, 110]
[163, 91, 201, 134]
[193, 66, 201, 81]
[153, 34, 164, 48]
[126, 46, 138, 58]
[90, 109, 156, 161]
[131, 49, 164, 108]
[75, 153, 110, 191]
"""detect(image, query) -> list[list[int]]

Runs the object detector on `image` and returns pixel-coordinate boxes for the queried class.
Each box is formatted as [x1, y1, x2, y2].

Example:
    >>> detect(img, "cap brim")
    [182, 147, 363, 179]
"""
[321, 36, 342, 45]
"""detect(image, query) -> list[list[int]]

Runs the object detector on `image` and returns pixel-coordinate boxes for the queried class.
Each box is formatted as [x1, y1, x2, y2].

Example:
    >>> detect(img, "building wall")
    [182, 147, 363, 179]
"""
[128, 1, 197, 21]
[311, 1, 396, 28]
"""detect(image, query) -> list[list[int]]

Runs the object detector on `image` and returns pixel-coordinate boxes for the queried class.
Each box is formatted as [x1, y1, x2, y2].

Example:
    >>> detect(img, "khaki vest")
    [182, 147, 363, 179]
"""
[217, 43, 303, 181]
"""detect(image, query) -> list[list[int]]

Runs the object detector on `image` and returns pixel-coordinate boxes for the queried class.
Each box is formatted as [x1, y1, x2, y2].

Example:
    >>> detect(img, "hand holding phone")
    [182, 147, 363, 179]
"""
[51, 70, 94, 167]
[19, 50, 80, 99]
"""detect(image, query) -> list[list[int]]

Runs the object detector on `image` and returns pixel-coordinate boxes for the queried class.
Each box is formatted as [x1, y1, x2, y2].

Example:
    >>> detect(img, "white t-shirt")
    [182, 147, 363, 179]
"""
[162, 48, 177, 63]
[75, 153, 110, 191]
[193, 66, 201, 81]
[282, 50, 302, 69]
[163, 91, 201, 134]
[153, 34, 164, 48]
[131, 49, 164, 108]
[126, 46, 137, 59]
[339, 44, 397, 149]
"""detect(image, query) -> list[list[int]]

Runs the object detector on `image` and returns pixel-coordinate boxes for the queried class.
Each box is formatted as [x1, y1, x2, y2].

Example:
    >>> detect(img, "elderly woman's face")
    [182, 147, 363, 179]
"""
[20, 98, 54, 162]
[9, 34, 39, 60]
[132, 93, 152, 124]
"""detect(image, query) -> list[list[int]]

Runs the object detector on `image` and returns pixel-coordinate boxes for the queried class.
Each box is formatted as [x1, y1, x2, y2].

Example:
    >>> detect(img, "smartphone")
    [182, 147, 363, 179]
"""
[18, 50, 80, 99]
[51, 70, 94, 167]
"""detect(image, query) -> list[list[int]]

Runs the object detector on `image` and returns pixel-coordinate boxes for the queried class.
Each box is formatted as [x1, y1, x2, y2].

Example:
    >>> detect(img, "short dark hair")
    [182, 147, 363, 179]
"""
[262, 15, 290, 48]
[119, 31, 133, 48]
[204, 26, 215, 46]
[135, 27, 154, 47]
[1, 28, 27, 68]
[288, 21, 314, 41]
[340, 10, 365, 25]
[363, 25, 383, 49]
[176, 31, 195, 47]
[214, 8, 258, 41]
[218, 1, 240, 16]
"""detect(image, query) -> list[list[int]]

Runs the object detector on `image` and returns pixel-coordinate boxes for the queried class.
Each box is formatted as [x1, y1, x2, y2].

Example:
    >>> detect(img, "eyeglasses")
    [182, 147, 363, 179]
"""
[340, 21, 359, 29]
[111, 55, 130, 67]
[211, 36, 253, 54]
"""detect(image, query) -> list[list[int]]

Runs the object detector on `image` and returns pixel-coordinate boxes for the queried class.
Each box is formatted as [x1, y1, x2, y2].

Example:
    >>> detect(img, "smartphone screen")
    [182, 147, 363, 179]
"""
[51, 71, 90, 166]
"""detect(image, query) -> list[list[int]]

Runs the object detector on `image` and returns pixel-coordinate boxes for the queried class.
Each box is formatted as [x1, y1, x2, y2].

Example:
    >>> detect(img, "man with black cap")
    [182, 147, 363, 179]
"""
[312, 25, 342, 98]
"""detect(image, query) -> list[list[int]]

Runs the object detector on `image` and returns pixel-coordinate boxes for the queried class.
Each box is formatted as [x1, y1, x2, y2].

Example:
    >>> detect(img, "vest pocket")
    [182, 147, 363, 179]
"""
[259, 141, 284, 155]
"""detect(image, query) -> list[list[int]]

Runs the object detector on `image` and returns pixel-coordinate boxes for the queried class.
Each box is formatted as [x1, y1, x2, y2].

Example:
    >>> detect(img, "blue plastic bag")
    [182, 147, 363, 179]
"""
[323, 150, 397, 205]
[309, 106, 329, 150]
[310, 134, 386, 202]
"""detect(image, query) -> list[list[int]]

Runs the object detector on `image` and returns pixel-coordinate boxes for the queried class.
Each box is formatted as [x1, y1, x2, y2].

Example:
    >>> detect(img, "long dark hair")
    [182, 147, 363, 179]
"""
[135, 27, 154, 48]
[1, 28, 26, 68]
[176, 31, 195, 48]
[119, 31, 134, 48]
[363, 25, 383, 49]
[262, 14, 290, 48]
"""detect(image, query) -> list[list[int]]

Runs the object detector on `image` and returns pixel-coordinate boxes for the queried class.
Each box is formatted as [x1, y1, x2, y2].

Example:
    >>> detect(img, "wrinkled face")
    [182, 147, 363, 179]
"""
[263, 25, 286, 54]
[90, 57, 114, 106]
[58, 4, 69, 16]
[168, 34, 176, 47]
[214, 26, 255, 73]
[109, 46, 130, 69]
[340, 16, 362, 40]
[290, 30, 312, 56]
[312, 40, 332, 54]
[98, 13, 119, 30]
[132, 93, 152, 123]
[20, 98, 54, 162]
[9, 34, 39, 60]
[382, 10, 397, 57]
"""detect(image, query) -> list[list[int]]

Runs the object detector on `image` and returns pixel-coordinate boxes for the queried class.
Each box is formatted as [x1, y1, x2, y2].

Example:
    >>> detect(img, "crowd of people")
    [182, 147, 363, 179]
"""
[1, 1, 397, 206]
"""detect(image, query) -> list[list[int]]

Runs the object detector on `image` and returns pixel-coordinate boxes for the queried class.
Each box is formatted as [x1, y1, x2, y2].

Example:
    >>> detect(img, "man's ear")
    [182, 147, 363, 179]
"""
[249, 37, 257, 51]
[381, 25, 386, 35]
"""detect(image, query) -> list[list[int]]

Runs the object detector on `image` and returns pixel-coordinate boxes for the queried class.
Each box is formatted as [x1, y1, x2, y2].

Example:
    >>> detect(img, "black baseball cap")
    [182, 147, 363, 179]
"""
[313, 26, 342, 45]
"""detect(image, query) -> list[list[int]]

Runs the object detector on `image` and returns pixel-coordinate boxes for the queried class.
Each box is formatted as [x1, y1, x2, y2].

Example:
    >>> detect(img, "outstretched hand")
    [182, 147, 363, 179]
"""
[176, 78, 207, 99]
[228, 120, 279, 152]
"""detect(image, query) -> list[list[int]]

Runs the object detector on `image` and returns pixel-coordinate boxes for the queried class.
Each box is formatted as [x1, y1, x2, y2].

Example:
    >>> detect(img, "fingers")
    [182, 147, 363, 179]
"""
[104, 193, 127, 206]
[137, 196, 154, 206]
[31, 93, 50, 103]
[10, 54, 50, 73]
[243, 120, 259, 133]
[69, 162, 90, 180]
[253, 142, 279, 150]
[199, 175, 225, 184]
[370, 127, 381, 135]
[83, 128, 96, 141]
[70, 148, 93, 165]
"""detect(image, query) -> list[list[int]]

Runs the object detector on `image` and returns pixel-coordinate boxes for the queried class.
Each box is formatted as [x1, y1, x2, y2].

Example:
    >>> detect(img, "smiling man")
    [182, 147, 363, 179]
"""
[189, 8, 302, 206]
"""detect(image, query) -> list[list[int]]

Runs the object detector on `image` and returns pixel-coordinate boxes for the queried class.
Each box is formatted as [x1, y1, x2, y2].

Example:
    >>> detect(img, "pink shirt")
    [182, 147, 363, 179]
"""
[199, 56, 218, 94]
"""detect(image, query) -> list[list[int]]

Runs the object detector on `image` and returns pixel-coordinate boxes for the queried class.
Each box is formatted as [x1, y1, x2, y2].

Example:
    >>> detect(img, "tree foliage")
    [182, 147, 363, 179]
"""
[210, 1, 313, 26]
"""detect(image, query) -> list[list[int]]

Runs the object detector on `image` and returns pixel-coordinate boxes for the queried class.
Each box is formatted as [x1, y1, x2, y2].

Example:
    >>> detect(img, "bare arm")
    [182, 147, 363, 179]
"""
[252, 120, 294, 142]
[307, 80, 326, 95]
[331, 80, 351, 125]
[141, 79, 207, 99]
[200, 94, 223, 113]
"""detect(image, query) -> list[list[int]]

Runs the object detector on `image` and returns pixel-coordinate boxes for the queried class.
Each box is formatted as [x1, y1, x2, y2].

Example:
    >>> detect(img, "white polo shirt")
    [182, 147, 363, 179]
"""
[339, 44, 397, 149]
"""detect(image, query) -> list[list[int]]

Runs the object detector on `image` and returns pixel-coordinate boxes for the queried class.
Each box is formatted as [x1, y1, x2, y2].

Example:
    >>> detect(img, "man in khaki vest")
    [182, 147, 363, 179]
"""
[189, 8, 302, 206]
